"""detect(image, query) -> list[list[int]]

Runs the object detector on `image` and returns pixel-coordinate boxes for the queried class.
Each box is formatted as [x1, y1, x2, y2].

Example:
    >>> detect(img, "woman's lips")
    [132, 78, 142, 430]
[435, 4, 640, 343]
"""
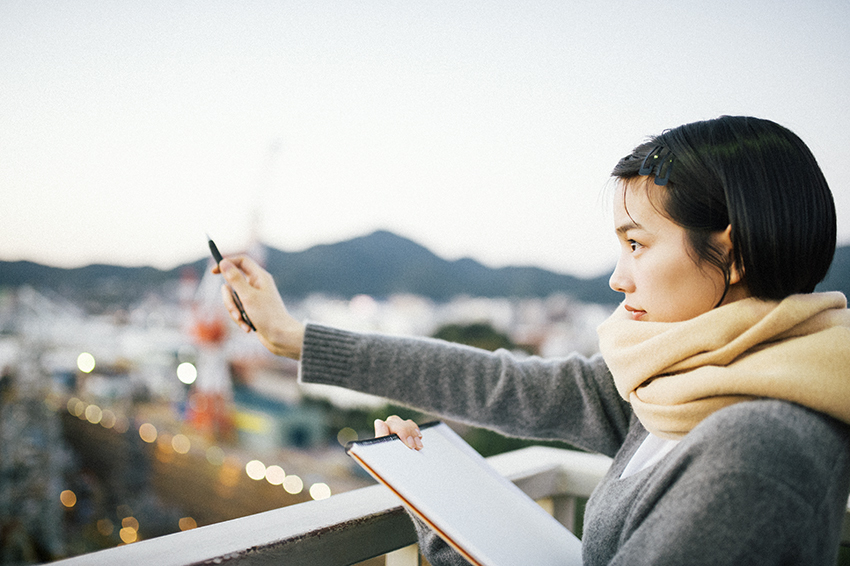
[625, 305, 647, 321]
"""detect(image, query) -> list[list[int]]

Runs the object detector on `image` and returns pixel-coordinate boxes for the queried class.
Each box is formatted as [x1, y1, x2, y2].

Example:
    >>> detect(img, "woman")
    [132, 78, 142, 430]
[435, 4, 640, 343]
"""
[215, 116, 850, 565]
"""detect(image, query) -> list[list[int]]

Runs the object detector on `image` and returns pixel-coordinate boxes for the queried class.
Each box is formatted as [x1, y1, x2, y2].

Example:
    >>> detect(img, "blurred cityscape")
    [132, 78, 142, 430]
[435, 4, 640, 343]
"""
[0, 260, 612, 565]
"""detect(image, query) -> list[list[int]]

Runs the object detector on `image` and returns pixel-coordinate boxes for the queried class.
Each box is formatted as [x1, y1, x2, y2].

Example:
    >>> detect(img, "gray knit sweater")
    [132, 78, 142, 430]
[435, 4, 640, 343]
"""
[299, 323, 850, 565]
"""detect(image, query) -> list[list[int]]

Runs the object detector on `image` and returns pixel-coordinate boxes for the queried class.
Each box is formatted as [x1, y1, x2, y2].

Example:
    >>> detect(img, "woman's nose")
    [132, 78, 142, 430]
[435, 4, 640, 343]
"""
[609, 261, 633, 294]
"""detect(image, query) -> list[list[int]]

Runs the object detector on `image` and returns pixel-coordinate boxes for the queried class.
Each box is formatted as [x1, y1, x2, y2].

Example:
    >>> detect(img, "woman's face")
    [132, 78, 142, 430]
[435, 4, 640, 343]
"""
[608, 179, 736, 323]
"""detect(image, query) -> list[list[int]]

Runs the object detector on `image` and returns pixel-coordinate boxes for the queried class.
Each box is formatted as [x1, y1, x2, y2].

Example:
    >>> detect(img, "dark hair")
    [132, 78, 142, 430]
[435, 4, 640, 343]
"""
[611, 115, 836, 301]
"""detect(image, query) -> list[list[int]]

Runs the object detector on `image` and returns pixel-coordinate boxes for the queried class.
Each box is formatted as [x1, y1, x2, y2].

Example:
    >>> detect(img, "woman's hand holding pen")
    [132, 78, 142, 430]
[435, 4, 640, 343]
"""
[212, 255, 305, 360]
[215, 257, 423, 451]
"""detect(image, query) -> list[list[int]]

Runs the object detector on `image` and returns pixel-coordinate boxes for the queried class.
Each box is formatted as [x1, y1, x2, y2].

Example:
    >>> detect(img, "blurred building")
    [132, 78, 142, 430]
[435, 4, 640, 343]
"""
[0, 279, 609, 564]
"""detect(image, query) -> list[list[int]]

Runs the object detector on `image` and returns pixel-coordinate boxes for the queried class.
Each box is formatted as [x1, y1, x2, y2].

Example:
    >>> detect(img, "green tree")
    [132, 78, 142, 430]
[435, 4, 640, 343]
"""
[432, 322, 530, 354]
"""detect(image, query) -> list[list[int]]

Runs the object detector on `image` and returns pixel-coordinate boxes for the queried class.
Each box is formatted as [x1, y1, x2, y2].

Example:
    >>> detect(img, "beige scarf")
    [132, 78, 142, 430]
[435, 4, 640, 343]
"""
[597, 292, 850, 440]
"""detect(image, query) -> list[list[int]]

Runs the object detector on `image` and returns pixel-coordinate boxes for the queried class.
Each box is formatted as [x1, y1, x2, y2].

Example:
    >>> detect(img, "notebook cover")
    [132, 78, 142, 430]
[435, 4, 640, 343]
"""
[346, 421, 583, 566]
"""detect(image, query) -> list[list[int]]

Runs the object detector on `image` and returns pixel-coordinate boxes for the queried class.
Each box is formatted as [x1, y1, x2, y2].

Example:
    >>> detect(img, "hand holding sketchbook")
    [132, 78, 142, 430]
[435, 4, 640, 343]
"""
[346, 422, 583, 566]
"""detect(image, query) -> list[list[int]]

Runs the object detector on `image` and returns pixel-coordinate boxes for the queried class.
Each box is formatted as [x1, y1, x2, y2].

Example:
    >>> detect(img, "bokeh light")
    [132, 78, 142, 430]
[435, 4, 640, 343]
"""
[96, 519, 114, 536]
[119, 527, 138, 544]
[155, 433, 174, 463]
[113, 416, 130, 434]
[60, 490, 77, 508]
[138, 423, 157, 443]
[77, 352, 96, 373]
[309, 482, 332, 500]
[67, 397, 84, 417]
[264, 465, 285, 486]
[176, 362, 198, 385]
[283, 475, 303, 495]
[206, 446, 225, 466]
[171, 434, 191, 454]
[85, 404, 103, 424]
[100, 409, 117, 429]
[245, 460, 266, 481]
[336, 427, 358, 446]
[218, 460, 241, 487]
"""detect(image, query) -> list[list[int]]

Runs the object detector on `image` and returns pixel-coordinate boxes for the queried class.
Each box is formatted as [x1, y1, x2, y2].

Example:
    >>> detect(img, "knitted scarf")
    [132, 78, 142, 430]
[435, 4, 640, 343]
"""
[597, 292, 850, 440]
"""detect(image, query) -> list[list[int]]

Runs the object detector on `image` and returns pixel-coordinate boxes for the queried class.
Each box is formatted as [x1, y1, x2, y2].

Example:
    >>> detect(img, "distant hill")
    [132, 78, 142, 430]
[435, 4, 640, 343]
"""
[262, 230, 619, 304]
[0, 230, 621, 309]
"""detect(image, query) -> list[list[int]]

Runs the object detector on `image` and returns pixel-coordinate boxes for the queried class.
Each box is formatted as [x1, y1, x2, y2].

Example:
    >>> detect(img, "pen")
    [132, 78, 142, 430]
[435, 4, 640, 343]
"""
[207, 235, 257, 331]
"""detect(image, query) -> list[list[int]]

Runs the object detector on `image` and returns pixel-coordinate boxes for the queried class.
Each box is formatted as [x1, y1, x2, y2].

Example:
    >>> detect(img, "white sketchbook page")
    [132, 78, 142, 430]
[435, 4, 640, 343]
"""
[347, 422, 583, 566]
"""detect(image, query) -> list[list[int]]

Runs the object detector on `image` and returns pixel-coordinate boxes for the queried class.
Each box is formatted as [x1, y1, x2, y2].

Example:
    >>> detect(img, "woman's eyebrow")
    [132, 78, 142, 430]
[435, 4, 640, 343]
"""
[615, 220, 642, 237]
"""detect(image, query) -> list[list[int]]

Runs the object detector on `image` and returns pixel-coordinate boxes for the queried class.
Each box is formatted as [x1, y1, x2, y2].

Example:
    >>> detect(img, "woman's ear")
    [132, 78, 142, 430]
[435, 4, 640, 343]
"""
[716, 225, 743, 285]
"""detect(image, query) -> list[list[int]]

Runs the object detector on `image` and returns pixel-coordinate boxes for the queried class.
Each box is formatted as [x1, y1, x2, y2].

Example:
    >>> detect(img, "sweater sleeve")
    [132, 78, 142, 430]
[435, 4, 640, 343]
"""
[299, 323, 632, 457]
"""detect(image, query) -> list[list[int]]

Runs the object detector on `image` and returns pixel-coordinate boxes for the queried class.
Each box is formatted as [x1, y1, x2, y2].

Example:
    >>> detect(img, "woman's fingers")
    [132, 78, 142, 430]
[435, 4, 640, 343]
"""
[375, 416, 423, 450]
[213, 256, 305, 359]
[374, 419, 390, 437]
[219, 257, 257, 294]
[217, 258, 259, 333]
[224, 255, 266, 287]
[219, 283, 252, 333]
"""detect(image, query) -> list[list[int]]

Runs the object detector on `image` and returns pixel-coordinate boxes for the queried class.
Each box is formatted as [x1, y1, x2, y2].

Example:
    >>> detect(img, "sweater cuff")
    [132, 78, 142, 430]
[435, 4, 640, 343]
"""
[299, 323, 360, 387]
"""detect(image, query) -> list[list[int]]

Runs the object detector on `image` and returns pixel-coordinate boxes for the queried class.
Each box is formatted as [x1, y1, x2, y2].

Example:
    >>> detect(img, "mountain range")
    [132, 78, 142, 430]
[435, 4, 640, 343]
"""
[2, 230, 849, 310]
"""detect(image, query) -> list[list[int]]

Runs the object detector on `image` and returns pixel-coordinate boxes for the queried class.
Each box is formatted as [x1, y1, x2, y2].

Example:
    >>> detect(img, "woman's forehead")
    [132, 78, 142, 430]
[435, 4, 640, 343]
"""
[615, 177, 668, 219]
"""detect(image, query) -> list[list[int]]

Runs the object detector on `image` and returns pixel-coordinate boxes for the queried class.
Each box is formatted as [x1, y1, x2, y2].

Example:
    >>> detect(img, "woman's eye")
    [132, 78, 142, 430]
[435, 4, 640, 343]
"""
[628, 239, 647, 253]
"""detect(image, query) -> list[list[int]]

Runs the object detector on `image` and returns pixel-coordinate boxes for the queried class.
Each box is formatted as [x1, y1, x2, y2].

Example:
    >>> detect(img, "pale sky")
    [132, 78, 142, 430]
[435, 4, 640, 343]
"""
[2, 0, 849, 278]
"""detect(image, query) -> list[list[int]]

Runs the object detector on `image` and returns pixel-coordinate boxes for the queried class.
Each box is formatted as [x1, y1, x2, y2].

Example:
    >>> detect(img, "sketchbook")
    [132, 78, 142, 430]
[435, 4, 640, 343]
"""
[346, 421, 583, 566]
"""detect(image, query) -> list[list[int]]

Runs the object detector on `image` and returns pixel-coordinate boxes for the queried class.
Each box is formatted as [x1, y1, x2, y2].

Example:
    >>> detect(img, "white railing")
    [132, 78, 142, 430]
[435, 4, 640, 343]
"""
[49, 447, 609, 565]
[49, 446, 850, 565]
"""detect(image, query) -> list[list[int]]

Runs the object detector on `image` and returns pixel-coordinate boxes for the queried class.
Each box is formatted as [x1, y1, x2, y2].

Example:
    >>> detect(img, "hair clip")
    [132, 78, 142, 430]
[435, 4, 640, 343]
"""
[637, 146, 675, 185]
[638, 147, 661, 176]
[654, 154, 674, 186]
